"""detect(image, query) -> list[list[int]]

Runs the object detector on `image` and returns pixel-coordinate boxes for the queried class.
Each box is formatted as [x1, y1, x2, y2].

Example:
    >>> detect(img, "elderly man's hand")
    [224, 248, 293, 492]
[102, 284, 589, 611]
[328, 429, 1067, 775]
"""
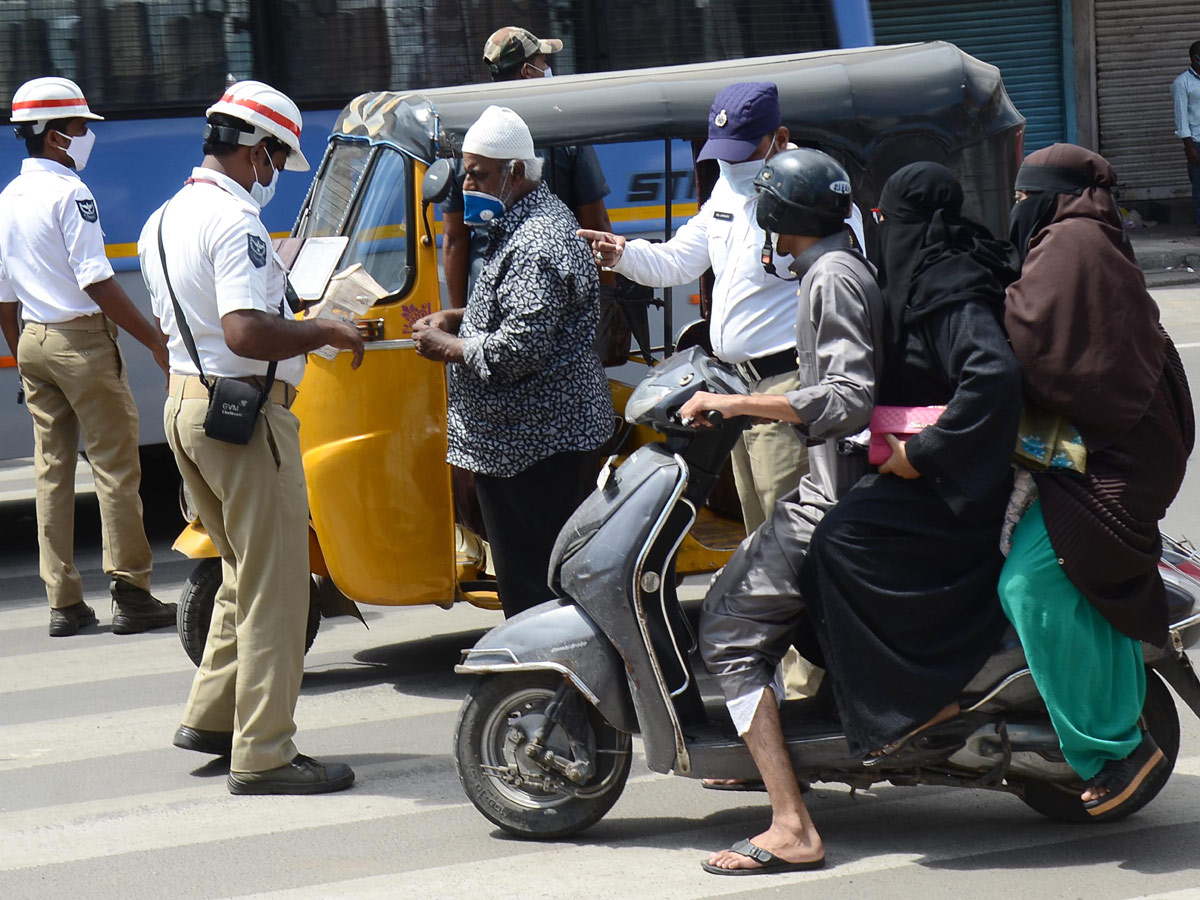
[577, 229, 627, 268]
[413, 323, 463, 363]
[413, 309, 461, 336]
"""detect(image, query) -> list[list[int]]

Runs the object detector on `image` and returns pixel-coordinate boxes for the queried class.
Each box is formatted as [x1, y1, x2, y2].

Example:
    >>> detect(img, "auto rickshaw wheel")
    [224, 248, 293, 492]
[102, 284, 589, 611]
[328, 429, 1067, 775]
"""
[454, 672, 632, 839]
[177, 558, 321, 667]
[1018, 668, 1179, 823]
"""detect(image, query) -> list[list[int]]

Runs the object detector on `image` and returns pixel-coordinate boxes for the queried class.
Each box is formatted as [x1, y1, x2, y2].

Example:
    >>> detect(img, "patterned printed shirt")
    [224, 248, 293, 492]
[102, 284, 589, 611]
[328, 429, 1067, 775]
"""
[447, 182, 613, 477]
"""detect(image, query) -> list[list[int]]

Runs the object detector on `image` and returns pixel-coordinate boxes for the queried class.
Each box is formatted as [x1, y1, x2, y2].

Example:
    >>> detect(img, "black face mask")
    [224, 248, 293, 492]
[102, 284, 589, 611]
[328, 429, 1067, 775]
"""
[1008, 192, 1056, 264]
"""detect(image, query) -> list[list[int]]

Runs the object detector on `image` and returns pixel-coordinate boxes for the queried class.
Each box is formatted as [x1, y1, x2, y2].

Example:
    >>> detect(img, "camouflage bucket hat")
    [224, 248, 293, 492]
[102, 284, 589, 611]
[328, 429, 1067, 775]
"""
[483, 27, 563, 76]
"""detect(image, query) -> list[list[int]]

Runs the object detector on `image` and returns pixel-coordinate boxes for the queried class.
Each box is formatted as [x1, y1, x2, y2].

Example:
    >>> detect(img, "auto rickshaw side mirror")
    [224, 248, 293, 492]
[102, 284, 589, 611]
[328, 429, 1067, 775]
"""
[422, 158, 454, 205]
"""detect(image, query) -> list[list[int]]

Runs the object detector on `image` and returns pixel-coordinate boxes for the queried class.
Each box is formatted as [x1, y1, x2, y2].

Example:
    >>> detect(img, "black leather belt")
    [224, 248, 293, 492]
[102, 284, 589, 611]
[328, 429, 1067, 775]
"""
[734, 348, 797, 383]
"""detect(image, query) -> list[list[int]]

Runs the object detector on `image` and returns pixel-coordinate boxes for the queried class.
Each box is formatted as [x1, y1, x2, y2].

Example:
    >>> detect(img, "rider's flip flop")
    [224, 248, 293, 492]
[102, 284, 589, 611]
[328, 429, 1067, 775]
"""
[701, 838, 826, 876]
[1082, 733, 1167, 820]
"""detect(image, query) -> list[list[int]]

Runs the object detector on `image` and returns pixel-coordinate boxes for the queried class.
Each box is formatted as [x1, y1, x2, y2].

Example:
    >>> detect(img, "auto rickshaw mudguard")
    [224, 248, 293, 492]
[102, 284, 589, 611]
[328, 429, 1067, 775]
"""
[172, 521, 330, 577]
[456, 599, 638, 734]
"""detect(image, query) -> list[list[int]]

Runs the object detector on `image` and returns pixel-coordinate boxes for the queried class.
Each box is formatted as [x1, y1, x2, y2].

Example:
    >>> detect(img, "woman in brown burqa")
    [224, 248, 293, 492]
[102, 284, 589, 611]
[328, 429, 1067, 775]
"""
[998, 143, 1194, 819]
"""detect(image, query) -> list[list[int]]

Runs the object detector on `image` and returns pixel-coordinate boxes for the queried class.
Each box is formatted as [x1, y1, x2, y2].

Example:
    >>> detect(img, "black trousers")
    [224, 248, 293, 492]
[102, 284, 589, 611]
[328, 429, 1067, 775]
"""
[474, 449, 590, 618]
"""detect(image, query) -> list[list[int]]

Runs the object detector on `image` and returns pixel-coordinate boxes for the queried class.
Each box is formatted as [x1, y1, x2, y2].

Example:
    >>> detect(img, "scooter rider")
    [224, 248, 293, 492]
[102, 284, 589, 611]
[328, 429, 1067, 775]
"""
[678, 149, 885, 875]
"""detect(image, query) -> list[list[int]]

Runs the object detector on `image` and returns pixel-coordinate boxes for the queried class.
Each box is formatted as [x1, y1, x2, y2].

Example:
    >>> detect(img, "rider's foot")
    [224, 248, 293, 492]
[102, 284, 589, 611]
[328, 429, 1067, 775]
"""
[706, 820, 824, 872]
[865, 701, 960, 761]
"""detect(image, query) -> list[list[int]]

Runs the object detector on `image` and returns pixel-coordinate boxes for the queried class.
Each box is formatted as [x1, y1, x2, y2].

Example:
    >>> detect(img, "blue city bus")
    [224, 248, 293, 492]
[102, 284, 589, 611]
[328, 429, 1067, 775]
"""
[0, 0, 873, 459]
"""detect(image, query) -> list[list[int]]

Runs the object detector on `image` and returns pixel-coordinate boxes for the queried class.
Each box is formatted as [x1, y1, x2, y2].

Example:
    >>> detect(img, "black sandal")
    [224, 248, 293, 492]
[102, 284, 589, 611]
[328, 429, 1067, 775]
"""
[1082, 733, 1167, 820]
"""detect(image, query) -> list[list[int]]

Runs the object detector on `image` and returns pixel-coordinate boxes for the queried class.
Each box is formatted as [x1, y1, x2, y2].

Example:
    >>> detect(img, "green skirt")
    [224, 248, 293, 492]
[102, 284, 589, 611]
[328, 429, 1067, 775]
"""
[998, 499, 1144, 780]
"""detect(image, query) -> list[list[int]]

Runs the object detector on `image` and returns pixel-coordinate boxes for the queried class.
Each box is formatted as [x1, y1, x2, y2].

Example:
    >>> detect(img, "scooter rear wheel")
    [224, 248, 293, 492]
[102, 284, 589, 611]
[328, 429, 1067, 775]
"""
[455, 672, 632, 839]
[1018, 669, 1180, 824]
[176, 558, 321, 666]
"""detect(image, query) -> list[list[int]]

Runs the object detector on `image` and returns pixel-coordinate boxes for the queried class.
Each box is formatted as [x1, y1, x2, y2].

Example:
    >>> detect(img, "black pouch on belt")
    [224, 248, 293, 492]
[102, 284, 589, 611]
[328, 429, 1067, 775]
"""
[202, 377, 267, 445]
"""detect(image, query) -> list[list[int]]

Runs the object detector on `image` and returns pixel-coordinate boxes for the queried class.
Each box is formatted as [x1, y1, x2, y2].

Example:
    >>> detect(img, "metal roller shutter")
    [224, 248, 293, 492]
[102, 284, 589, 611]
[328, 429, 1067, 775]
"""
[1095, 0, 1195, 200]
[872, 0, 1068, 152]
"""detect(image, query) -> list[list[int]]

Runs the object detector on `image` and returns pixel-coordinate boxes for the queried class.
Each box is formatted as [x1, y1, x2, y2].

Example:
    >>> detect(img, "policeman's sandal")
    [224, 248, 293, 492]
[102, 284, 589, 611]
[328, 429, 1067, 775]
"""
[48, 601, 98, 637]
[110, 579, 178, 635]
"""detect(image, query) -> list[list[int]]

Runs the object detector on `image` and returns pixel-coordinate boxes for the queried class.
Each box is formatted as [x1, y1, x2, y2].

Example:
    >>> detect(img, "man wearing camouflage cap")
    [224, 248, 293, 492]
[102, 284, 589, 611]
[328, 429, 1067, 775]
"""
[441, 27, 616, 317]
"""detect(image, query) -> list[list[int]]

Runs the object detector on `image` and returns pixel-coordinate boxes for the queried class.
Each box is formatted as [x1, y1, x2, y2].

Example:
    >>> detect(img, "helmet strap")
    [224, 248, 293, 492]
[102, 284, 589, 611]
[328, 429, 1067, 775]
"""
[760, 231, 798, 282]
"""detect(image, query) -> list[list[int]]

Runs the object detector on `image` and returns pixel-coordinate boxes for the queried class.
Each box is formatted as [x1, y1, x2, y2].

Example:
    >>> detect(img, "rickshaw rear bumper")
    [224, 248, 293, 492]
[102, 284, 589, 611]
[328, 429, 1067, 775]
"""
[456, 598, 638, 734]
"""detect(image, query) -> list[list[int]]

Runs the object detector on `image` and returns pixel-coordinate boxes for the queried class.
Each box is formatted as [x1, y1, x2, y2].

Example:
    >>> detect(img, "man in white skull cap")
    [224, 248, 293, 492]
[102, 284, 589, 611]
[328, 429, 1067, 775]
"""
[413, 106, 612, 618]
[0, 76, 176, 638]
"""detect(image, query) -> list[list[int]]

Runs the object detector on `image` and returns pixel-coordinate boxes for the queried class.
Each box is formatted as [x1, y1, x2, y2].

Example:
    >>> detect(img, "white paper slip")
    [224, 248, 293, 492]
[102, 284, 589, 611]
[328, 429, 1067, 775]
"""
[308, 263, 389, 359]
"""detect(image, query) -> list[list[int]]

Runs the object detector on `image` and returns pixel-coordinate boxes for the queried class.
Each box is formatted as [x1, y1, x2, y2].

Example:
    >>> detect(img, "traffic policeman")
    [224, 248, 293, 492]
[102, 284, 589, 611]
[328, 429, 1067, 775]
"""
[580, 83, 809, 534]
[0, 76, 176, 638]
[138, 81, 363, 794]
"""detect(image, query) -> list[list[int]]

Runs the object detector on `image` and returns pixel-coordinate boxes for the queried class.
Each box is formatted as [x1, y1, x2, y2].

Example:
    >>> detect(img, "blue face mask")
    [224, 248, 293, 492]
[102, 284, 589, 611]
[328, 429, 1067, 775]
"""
[463, 189, 506, 227]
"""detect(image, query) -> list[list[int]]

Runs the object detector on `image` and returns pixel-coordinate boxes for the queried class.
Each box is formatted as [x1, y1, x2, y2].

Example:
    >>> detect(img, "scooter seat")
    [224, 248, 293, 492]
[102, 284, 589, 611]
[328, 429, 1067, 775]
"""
[959, 625, 1032, 702]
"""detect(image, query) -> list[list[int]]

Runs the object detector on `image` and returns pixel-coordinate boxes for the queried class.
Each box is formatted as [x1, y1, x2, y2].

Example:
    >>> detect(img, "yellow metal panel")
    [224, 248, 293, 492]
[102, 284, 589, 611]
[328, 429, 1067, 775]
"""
[295, 159, 456, 607]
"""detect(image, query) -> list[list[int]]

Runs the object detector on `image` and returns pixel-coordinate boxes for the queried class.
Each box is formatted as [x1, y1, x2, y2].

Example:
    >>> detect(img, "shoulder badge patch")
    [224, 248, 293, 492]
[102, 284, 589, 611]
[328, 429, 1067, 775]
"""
[76, 198, 98, 223]
[247, 234, 267, 268]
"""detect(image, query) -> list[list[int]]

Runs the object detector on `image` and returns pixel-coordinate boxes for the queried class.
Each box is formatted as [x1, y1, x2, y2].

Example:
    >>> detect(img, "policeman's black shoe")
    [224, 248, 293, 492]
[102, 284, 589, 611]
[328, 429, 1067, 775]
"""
[48, 601, 98, 637]
[228, 754, 356, 795]
[110, 579, 178, 635]
[173, 725, 234, 756]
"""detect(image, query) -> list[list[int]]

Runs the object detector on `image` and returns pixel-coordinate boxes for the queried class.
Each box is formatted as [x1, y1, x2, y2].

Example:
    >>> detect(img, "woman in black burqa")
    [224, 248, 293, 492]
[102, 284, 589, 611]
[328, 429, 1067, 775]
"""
[800, 161, 1022, 759]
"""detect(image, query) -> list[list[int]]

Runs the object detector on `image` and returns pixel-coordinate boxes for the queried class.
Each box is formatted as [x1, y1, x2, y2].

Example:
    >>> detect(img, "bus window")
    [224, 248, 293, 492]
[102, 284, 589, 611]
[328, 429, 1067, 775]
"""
[340, 149, 410, 297]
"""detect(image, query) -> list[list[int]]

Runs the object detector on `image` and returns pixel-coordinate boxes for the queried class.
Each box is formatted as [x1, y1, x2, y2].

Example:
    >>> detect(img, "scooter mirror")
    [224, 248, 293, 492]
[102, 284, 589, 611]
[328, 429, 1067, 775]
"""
[422, 158, 454, 205]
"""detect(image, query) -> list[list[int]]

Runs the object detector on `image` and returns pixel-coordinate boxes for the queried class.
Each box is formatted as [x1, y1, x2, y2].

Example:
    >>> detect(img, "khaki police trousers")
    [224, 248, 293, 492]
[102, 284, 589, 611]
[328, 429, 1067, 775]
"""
[164, 378, 308, 773]
[729, 370, 809, 535]
[17, 315, 152, 609]
[728, 369, 822, 700]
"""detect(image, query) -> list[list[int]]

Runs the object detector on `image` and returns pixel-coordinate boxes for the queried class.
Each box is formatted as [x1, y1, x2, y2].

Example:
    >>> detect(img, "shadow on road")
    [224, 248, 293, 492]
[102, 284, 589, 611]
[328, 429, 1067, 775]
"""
[298, 628, 487, 701]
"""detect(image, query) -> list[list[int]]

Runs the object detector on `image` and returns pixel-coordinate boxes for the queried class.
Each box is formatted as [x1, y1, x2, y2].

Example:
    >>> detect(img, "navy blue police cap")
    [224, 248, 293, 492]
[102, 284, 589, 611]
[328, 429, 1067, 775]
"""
[697, 82, 782, 163]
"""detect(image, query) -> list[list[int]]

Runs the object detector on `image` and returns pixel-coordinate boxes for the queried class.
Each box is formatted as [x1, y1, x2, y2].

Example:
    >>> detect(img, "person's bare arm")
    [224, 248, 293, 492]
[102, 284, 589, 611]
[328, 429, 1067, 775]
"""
[1186, 137, 1199, 167]
[679, 390, 803, 426]
[0, 304, 19, 359]
[222, 310, 365, 369]
[83, 277, 169, 374]
[442, 211, 471, 310]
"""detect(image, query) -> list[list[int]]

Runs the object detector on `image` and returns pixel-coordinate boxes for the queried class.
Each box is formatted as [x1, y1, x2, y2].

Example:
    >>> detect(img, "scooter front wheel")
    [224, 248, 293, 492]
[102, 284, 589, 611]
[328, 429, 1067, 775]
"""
[454, 672, 632, 839]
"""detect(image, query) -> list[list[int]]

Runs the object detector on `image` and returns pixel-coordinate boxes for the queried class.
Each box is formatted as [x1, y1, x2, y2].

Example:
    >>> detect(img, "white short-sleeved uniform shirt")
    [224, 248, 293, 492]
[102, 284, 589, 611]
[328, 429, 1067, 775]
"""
[138, 167, 304, 387]
[0, 158, 113, 323]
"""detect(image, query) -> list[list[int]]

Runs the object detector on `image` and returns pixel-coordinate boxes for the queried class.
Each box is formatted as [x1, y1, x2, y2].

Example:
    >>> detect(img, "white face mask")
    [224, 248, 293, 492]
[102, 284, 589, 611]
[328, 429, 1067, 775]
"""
[718, 157, 764, 196]
[250, 149, 279, 209]
[58, 129, 96, 171]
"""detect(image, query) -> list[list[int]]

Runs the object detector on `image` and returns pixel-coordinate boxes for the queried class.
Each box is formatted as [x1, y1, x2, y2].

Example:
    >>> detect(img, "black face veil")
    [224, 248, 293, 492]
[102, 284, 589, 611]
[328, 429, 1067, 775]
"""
[1008, 163, 1095, 263]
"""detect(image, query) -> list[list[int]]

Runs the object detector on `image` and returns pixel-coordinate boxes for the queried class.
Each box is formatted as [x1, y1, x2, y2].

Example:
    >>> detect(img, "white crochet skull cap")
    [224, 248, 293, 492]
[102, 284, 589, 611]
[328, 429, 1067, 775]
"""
[462, 106, 535, 160]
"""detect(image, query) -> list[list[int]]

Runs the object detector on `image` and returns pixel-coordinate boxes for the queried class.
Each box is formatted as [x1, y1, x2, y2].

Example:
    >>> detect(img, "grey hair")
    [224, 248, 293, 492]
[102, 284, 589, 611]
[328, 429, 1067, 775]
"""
[508, 156, 543, 182]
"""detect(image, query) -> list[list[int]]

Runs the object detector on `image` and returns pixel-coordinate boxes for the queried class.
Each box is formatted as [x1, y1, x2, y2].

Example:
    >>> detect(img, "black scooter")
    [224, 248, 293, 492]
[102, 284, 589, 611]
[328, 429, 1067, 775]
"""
[453, 347, 1200, 839]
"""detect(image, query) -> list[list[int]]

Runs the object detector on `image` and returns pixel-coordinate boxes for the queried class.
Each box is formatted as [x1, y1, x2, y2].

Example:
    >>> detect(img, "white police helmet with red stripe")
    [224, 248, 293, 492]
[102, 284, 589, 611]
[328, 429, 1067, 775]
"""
[206, 81, 308, 172]
[10, 77, 103, 134]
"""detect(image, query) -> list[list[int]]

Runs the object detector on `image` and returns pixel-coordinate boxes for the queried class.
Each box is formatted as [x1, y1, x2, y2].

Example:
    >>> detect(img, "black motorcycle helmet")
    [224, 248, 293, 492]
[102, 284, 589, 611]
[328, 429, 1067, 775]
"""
[754, 148, 853, 237]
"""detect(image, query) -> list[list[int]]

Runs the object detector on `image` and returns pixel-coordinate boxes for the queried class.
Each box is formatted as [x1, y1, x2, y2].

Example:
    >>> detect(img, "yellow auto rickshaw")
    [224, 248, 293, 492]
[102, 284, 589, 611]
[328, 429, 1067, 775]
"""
[172, 42, 1024, 663]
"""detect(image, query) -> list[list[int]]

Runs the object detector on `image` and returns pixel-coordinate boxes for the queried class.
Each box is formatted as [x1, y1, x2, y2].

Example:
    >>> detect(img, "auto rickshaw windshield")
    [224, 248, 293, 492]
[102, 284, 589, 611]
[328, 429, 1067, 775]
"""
[297, 139, 413, 299]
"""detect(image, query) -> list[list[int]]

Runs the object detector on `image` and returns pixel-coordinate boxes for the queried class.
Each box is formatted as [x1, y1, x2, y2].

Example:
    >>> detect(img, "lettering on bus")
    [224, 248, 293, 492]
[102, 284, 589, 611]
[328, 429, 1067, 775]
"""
[626, 170, 697, 204]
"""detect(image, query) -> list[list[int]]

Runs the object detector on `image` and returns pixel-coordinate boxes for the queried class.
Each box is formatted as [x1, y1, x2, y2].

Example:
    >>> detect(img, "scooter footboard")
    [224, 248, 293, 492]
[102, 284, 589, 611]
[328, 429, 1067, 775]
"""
[456, 599, 638, 734]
